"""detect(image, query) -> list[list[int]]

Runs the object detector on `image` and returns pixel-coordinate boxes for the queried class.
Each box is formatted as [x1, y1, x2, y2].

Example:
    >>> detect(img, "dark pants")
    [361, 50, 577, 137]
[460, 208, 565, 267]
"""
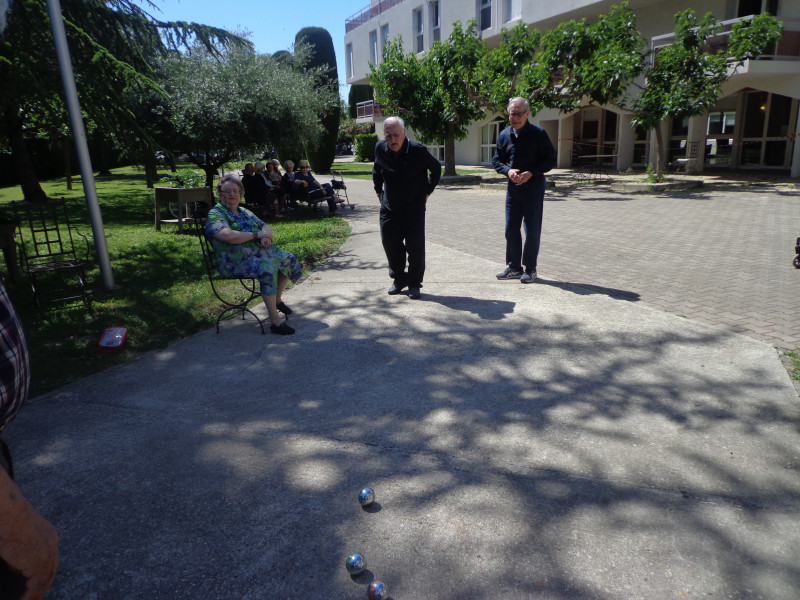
[308, 183, 338, 212]
[380, 210, 426, 288]
[505, 185, 544, 273]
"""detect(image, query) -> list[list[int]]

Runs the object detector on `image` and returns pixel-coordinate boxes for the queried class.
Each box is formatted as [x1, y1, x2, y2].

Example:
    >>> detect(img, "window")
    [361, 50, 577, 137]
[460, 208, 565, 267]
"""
[369, 30, 379, 65]
[737, 0, 778, 17]
[346, 44, 353, 79]
[414, 8, 424, 53]
[479, 0, 492, 31]
[481, 118, 504, 163]
[707, 111, 736, 135]
[425, 143, 445, 162]
[741, 90, 796, 168]
[381, 24, 390, 56]
[504, 0, 520, 23]
[431, 1, 441, 43]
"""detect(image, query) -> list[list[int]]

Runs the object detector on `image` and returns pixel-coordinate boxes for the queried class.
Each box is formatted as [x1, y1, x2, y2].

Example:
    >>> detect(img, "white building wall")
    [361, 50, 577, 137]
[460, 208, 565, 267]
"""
[346, 0, 800, 174]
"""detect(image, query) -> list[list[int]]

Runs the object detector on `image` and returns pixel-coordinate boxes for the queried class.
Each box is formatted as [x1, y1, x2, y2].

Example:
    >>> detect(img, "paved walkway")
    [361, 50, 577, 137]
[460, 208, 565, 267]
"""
[6, 172, 800, 599]
[418, 172, 800, 350]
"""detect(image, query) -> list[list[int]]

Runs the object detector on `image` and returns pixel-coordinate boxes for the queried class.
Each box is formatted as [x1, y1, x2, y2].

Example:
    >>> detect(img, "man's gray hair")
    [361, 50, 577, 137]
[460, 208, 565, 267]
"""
[384, 116, 405, 131]
[507, 97, 530, 113]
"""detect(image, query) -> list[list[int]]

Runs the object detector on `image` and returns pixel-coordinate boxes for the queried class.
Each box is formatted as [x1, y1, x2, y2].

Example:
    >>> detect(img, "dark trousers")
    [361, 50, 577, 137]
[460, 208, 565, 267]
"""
[308, 183, 337, 212]
[380, 210, 426, 288]
[505, 188, 544, 273]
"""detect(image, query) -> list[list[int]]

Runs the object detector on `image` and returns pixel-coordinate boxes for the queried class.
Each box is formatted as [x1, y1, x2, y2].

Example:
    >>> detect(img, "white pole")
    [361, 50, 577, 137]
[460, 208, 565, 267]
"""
[46, 0, 114, 290]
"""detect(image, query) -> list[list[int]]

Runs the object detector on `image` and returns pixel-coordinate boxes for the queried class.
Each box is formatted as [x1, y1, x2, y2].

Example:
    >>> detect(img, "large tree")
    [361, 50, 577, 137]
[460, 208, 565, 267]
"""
[295, 27, 339, 174]
[159, 44, 336, 188]
[370, 21, 486, 176]
[473, 2, 646, 116]
[631, 10, 782, 178]
[0, 0, 244, 201]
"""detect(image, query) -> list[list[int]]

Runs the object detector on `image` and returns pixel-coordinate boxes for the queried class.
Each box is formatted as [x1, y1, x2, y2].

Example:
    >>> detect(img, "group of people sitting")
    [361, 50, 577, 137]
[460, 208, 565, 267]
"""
[241, 159, 339, 218]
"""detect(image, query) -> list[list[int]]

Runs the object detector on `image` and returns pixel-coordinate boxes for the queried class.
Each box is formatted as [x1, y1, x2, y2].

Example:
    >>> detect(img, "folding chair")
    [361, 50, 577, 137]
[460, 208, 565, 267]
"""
[189, 221, 266, 334]
[330, 171, 355, 210]
[12, 200, 93, 315]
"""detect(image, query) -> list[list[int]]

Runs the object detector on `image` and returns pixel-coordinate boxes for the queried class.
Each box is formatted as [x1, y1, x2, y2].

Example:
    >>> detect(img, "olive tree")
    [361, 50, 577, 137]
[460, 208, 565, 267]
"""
[159, 44, 337, 188]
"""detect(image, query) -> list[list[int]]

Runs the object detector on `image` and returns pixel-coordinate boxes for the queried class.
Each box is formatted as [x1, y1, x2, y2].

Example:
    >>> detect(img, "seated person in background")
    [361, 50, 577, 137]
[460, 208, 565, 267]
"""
[268, 159, 283, 183]
[294, 160, 338, 214]
[242, 162, 276, 217]
[281, 160, 305, 209]
[263, 161, 288, 214]
[205, 175, 302, 335]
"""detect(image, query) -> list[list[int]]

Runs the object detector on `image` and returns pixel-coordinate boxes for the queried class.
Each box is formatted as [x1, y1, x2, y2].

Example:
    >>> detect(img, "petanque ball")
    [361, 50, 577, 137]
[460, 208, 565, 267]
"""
[358, 487, 375, 506]
[368, 580, 388, 599]
[345, 553, 366, 575]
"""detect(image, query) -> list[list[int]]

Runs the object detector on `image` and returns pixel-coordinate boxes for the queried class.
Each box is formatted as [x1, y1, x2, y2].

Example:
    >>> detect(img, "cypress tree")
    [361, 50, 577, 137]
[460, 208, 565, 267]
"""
[295, 27, 339, 173]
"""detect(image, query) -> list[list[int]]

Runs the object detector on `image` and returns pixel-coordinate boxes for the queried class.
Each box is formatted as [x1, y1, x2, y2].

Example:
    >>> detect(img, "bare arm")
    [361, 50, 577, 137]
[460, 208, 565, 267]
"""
[0, 467, 58, 600]
[213, 225, 274, 247]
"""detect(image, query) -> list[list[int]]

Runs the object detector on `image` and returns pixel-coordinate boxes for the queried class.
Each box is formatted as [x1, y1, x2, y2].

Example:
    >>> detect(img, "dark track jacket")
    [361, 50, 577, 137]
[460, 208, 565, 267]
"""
[492, 121, 557, 196]
[373, 137, 442, 215]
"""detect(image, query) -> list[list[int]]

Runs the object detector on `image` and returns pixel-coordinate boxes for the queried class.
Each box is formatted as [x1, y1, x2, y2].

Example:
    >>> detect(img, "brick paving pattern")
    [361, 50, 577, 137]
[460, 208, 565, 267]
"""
[345, 171, 800, 350]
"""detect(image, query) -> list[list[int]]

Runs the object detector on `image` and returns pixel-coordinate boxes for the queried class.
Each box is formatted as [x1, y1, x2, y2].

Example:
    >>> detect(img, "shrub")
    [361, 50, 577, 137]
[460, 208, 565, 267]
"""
[158, 169, 204, 188]
[355, 133, 378, 162]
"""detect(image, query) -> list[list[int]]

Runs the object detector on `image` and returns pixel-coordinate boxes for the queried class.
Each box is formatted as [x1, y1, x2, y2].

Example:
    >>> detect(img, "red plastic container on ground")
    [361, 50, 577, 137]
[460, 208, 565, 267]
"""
[98, 327, 127, 353]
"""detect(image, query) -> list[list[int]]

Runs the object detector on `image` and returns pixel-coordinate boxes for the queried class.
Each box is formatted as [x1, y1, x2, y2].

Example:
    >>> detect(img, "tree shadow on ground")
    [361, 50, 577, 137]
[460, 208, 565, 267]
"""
[14, 286, 800, 599]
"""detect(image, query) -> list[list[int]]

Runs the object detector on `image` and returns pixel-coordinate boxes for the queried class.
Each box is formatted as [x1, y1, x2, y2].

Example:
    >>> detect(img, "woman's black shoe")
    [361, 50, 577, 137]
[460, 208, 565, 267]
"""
[270, 322, 295, 335]
[276, 301, 292, 315]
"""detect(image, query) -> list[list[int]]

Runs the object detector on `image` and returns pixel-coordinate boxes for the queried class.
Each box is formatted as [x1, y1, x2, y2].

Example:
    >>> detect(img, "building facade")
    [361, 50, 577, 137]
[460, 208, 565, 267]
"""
[344, 0, 800, 176]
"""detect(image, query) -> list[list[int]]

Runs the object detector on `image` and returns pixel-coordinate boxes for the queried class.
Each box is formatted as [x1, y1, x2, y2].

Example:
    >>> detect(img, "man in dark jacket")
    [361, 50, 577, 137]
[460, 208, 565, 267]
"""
[373, 116, 442, 299]
[492, 97, 557, 283]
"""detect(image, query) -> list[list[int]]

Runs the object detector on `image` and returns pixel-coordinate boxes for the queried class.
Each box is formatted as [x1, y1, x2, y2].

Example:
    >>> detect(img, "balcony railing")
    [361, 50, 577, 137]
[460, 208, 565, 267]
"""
[346, 0, 406, 33]
[651, 16, 800, 61]
[356, 100, 384, 119]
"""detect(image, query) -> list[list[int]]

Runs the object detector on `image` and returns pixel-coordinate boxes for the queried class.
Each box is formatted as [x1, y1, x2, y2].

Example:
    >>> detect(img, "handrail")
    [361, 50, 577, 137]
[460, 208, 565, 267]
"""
[346, 0, 406, 33]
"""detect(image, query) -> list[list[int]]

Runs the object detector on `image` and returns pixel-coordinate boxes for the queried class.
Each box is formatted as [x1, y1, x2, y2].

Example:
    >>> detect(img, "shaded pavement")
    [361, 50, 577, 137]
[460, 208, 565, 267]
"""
[5, 173, 800, 599]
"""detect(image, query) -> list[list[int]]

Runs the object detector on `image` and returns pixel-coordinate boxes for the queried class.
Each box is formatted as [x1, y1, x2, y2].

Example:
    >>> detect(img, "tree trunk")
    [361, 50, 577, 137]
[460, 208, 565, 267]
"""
[94, 137, 112, 177]
[654, 126, 666, 182]
[63, 138, 73, 191]
[443, 123, 456, 176]
[3, 108, 48, 202]
[142, 150, 157, 189]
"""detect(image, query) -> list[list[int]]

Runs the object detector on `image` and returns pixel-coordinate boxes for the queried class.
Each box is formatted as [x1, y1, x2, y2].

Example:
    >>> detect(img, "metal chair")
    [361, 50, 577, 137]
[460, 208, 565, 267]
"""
[12, 200, 93, 314]
[330, 171, 355, 210]
[190, 221, 265, 334]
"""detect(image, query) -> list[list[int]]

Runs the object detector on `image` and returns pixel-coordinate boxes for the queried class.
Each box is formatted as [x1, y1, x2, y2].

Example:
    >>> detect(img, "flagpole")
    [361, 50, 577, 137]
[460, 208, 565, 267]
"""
[46, 0, 114, 290]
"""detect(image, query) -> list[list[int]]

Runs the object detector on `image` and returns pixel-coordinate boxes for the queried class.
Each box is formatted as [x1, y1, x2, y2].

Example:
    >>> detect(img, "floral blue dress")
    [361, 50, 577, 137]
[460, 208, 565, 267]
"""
[205, 203, 301, 296]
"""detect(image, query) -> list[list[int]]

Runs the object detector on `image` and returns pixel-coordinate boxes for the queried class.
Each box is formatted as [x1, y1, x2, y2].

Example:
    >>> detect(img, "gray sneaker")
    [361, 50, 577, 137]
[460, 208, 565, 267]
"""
[520, 271, 537, 284]
[496, 267, 523, 280]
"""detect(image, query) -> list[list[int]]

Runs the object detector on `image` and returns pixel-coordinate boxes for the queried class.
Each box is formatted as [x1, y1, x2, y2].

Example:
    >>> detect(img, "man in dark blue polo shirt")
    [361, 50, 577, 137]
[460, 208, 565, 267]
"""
[492, 97, 557, 283]
[373, 116, 442, 299]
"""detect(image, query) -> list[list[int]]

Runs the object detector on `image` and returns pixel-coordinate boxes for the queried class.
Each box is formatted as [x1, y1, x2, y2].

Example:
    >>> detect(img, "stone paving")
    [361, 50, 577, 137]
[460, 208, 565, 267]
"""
[343, 170, 800, 351]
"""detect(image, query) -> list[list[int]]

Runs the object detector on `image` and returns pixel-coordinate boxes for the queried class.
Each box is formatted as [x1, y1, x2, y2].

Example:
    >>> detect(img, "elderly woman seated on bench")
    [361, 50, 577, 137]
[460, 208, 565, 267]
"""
[294, 160, 339, 214]
[205, 175, 302, 335]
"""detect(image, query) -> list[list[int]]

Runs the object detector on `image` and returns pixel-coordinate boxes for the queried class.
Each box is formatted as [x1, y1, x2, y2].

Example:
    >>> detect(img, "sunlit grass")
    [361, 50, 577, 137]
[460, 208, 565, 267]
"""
[0, 165, 350, 395]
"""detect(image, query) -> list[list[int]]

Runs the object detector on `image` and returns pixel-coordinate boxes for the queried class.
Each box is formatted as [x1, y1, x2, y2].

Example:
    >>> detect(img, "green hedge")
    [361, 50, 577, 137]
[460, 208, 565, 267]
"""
[355, 133, 378, 162]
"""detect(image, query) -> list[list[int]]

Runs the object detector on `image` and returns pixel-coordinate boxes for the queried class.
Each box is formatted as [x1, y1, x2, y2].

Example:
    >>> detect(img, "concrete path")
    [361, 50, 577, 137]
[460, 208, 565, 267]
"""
[6, 175, 800, 599]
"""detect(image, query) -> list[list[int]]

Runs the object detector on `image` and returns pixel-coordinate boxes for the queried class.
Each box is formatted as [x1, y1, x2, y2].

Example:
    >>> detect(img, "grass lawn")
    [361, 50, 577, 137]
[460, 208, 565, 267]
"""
[0, 165, 350, 396]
